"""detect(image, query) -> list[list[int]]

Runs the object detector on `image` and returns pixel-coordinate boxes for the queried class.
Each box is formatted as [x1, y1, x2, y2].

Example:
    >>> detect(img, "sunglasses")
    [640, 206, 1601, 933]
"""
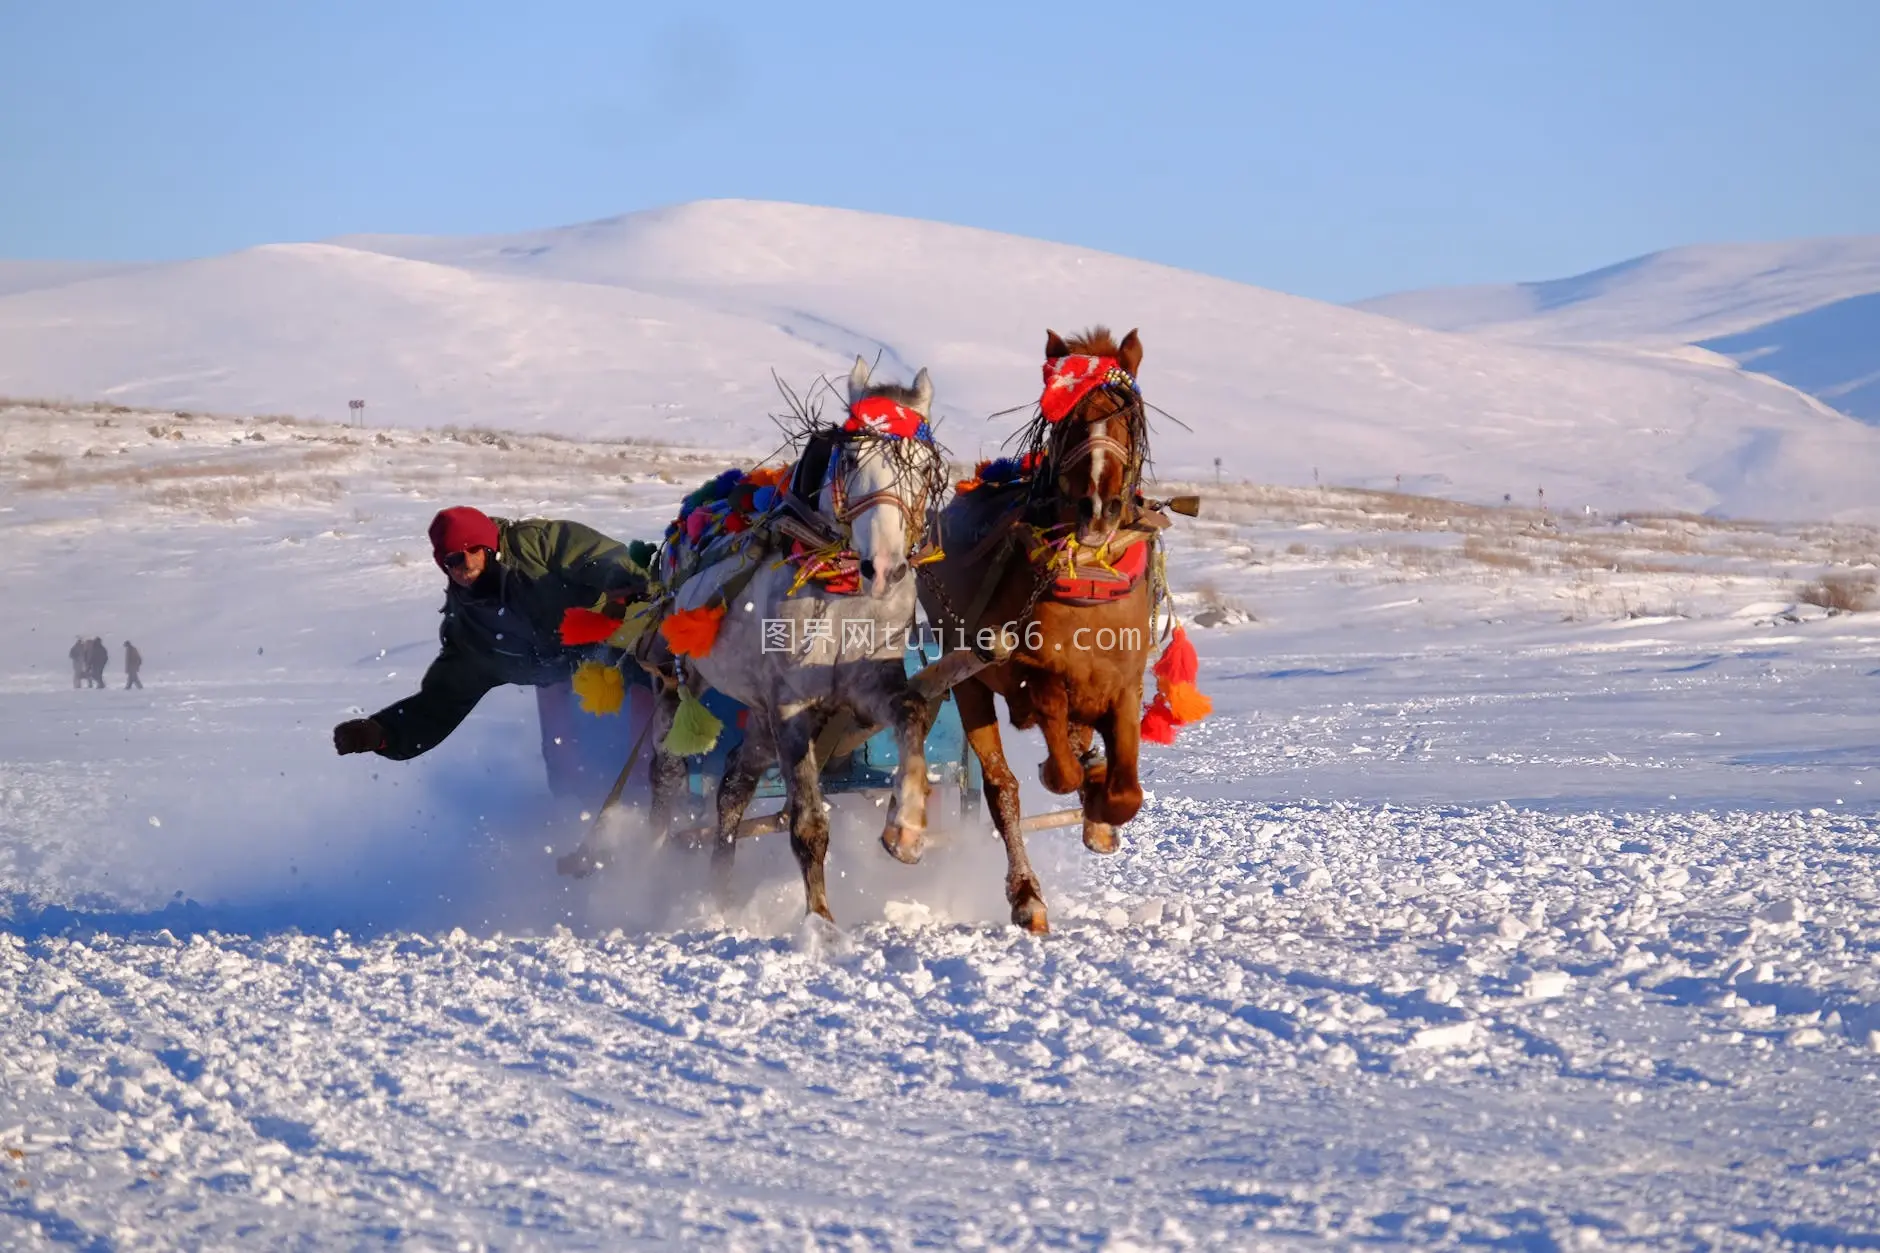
[442, 548, 483, 571]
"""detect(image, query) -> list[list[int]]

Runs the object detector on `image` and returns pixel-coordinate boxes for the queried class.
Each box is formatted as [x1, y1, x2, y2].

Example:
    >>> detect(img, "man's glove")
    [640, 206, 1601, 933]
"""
[333, 718, 386, 756]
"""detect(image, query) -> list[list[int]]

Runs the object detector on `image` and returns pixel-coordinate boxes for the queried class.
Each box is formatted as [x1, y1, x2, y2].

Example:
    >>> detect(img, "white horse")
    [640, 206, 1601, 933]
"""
[578, 358, 948, 924]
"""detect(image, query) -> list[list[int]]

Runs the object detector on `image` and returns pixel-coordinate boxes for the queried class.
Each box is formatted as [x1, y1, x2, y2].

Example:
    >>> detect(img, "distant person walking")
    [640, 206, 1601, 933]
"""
[124, 641, 143, 689]
[69, 637, 87, 688]
[86, 638, 108, 688]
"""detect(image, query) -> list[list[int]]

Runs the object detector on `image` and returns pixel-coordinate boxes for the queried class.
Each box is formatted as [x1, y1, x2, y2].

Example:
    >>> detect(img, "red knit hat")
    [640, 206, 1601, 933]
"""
[429, 506, 500, 570]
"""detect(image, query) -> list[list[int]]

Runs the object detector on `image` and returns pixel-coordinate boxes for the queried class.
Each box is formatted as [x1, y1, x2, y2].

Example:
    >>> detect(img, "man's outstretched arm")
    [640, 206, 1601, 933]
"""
[337, 639, 499, 761]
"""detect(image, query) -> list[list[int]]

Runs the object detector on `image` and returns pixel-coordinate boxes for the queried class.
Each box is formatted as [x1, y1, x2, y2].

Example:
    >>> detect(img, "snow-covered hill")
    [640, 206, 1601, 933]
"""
[0, 259, 149, 299]
[1354, 236, 1880, 343]
[6, 200, 1880, 520]
[1698, 290, 1880, 424]
[1356, 236, 1880, 426]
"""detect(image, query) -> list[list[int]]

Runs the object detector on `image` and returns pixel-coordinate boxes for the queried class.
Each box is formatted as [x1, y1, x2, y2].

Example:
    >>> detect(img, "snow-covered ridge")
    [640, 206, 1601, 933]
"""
[1354, 235, 1880, 343]
[7, 199, 1880, 520]
[1355, 235, 1880, 425]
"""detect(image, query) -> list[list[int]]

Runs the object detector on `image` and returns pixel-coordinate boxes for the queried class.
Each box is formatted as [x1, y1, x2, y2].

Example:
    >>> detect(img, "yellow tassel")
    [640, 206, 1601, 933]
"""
[571, 661, 625, 715]
[662, 688, 723, 757]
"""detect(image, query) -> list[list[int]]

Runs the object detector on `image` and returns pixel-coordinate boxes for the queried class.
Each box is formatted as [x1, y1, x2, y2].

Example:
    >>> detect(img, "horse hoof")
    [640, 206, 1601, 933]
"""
[1082, 821, 1119, 855]
[881, 823, 926, 864]
[555, 845, 606, 879]
[1011, 894, 1050, 934]
[1037, 761, 1083, 795]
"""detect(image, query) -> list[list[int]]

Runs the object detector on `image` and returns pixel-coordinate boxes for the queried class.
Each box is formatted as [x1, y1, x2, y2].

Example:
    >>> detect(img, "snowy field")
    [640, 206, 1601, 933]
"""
[3, 400, 1880, 1249]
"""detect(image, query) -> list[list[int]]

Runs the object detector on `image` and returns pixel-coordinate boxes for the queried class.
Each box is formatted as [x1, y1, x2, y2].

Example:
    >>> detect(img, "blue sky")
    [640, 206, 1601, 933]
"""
[2, 0, 1876, 301]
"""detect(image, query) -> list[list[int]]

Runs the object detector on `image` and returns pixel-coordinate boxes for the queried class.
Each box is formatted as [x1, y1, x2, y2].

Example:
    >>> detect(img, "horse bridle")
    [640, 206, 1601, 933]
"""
[1048, 376, 1144, 498]
[826, 432, 939, 551]
[1054, 420, 1134, 479]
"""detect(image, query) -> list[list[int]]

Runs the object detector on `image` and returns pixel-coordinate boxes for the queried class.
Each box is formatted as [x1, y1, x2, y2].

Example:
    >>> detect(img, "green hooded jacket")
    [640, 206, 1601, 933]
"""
[371, 517, 648, 760]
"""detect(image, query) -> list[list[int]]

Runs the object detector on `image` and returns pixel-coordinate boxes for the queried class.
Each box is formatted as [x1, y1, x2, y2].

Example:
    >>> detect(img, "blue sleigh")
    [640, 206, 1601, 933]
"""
[678, 640, 985, 833]
[542, 640, 985, 831]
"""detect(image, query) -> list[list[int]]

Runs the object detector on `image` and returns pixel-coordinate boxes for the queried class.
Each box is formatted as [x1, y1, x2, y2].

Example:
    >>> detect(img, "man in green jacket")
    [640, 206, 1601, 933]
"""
[333, 506, 653, 798]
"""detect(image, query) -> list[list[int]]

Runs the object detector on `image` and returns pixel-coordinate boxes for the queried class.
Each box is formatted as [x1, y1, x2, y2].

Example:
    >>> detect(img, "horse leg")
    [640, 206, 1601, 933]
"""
[711, 732, 768, 907]
[1031, 677, 1085, 796]
[1069, 722, 1120, 854]
[777, 705, 836, 923]
[956, 679, 1049, 933]
[1095, 687, 1145, 828]
[859, 663, 936, 864]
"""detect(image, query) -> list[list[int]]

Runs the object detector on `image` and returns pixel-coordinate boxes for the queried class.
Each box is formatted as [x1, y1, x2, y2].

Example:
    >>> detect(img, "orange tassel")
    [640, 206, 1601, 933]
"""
[1140, 694, 1178, 744]
[1142, 624, 1209, 742]
[744, 465, 791, 489]
[1152, 625, 1198, 687]
[560, 606, 620, 646]
[1166, 681, 1213, 724]
[659, 603, 727, 658]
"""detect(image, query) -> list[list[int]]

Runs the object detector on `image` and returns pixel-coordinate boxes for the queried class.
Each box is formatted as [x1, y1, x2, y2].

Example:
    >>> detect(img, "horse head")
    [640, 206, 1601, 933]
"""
[1040, 327, 1145, 549]
[826, 356, 945, 598]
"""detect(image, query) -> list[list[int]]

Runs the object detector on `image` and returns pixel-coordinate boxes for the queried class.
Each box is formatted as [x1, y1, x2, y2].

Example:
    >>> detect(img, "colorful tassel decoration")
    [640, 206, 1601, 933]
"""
[560, 606, 621, 647]
[744, 465, 790, 490]
[1141, 694, 1179, 744]
[662, 687, 724, 757]
[1166, 682, 1213, 724]
[1140, 624, 1210, 743]
[1151, 625, 1199, 687]
[571, 660, 625, 715]
[659, 603, 727, 658]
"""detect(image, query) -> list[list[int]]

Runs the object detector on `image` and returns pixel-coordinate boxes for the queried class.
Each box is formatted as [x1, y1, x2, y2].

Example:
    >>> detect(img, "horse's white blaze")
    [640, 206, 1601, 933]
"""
[833, 439, 928, 599]
[1079, 413, 1120, 545]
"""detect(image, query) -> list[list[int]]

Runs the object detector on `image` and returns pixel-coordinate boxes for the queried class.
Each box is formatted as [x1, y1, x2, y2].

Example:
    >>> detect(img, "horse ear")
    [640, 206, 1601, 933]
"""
[910, 367, 933, 416]
[1117, 328, 1143, 377]
[847, 355, 871, 401]
[1044, 330, 1070, 359]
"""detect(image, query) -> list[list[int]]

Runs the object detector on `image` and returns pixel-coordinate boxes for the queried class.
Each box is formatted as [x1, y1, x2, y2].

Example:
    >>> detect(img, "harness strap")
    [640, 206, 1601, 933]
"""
[958, 502, 1027, 569]
[959, 534, 1018, 636]
[1055, 432, 1132, 474]
[837, 486, 914, 525]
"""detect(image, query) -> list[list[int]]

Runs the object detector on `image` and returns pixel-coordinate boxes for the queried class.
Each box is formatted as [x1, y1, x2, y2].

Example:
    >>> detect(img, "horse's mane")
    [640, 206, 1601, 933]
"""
[763, 370, 948, 517]
[765, 372, 933, 448]
[857, 378, 929, 410]
[1057, 327, 1121, 357]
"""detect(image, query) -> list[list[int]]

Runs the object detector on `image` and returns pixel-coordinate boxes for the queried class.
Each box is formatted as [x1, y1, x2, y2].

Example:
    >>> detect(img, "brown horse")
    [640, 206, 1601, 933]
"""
[918, 327, 1161, 932]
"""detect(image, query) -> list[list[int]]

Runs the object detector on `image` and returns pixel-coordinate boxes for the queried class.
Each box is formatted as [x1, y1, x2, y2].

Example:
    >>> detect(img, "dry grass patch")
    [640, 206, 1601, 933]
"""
[1796, 570, 1878, 614]
[19, 447, 354, 491]
[1460, 537, 1536, 572]
[144, 475, 345, 518]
